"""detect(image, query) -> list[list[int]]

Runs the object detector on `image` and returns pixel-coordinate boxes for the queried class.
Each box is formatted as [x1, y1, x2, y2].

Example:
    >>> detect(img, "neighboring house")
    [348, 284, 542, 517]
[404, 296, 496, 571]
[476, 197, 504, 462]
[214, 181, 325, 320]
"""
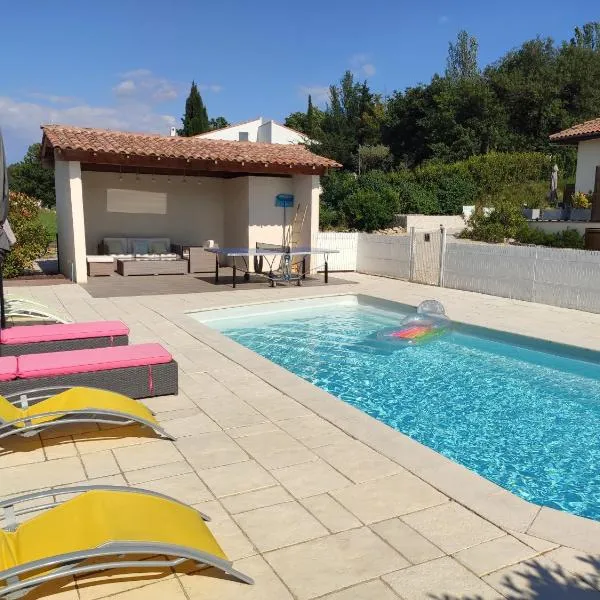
[196, 117, 312, 145]
[550, 117, 600, 194]
[40, 125, 339, 283]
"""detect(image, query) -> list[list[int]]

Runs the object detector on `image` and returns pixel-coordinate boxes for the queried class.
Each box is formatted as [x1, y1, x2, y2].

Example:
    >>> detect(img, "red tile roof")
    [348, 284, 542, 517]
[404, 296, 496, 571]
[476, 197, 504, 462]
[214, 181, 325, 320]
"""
[549, 118, 600, 142]
[41, 125, 340, 174]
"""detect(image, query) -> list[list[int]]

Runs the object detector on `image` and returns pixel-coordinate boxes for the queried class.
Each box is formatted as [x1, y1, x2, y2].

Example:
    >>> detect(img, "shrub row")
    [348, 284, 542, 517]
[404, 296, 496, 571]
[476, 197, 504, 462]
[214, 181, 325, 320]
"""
[321, 152, 553, 231]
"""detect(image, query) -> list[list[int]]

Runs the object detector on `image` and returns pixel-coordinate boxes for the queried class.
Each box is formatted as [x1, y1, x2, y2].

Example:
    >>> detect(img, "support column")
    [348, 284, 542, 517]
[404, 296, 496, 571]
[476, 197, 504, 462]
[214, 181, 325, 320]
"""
[292, 174, 321, 273]
[54, 157, 87, 283]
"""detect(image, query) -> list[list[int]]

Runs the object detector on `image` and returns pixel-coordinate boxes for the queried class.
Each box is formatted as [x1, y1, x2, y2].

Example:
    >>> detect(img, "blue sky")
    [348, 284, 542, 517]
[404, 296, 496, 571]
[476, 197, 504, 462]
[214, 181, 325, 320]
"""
[0, 0, 597, 162]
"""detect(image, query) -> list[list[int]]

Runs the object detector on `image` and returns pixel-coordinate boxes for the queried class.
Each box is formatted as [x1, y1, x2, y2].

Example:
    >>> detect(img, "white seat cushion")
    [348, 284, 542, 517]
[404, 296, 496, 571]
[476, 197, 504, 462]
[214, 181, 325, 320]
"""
[87, 255, 114, 263]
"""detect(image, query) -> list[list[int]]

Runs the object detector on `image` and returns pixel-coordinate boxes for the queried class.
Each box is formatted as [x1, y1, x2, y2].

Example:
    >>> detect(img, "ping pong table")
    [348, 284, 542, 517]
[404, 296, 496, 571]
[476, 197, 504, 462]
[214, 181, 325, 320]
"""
[204, 246, 339, 288]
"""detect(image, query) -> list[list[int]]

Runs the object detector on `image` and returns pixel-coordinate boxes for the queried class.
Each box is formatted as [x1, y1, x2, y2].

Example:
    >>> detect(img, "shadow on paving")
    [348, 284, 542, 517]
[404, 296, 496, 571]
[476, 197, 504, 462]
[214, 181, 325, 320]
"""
[432, 554, 600, 599]
[82, 268, 355, 298]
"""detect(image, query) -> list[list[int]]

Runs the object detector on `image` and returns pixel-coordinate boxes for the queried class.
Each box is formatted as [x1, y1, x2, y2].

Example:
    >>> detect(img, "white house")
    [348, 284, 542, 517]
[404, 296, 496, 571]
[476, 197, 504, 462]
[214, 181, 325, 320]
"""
[196, 117, 312, 145]
[550, 117, 600, 193]
[41, 125, 339, 283]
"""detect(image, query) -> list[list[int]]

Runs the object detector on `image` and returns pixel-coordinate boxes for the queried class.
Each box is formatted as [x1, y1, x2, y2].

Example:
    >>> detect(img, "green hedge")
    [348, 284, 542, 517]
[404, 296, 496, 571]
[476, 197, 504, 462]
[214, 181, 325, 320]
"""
[320, 151, 552, 230]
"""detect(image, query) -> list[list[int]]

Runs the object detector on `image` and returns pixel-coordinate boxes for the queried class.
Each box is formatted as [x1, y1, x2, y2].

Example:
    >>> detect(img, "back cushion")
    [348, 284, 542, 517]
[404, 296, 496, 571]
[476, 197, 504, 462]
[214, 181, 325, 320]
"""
[133, 239, 150, 255]
[150, 240, 169, 254]
[104, 238, 127, 254]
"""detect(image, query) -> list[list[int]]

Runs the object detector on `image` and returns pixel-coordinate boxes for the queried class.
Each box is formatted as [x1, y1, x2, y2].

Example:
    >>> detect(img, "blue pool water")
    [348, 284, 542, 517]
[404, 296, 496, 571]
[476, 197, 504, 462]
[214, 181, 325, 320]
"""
[198, 297, 600, 520]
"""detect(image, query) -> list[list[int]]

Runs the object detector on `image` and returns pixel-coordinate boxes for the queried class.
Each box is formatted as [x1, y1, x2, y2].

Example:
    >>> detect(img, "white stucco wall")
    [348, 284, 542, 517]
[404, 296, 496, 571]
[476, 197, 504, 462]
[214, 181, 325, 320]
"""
[81, 172, 225, 253]
[198, 119, 263, 142]
[293, 175, 321, 272]
[223, 178, 250, 251]
[197, 118, 309, 144]
[575, 139, 600, 193]
[54, 159, 87, 282]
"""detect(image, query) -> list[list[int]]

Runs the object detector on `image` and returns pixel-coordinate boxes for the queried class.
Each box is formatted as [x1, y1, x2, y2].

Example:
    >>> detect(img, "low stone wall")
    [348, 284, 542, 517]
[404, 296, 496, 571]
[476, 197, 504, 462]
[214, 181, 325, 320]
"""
[395, 214, 466, 231]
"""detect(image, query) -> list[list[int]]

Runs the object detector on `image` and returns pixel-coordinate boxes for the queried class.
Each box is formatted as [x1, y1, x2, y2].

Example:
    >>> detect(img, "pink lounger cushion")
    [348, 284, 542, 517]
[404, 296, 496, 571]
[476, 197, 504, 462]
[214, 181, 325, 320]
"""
[17, 343, 172, 379]
[0, 321, 129, 345]
[0, 356, 18, 381]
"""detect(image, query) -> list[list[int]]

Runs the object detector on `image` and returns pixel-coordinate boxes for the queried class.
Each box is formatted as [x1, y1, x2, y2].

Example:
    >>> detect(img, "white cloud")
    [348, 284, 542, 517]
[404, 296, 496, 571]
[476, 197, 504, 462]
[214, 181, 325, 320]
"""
[113, 80, 137, 97]
[298, 85, 329, 104]
[27, 92, 79, 104]
[198, 84, 223, 93]
[112, 69, 178, 103]
[349, 53, 376, 78]
[0, 95, 176, 148]
[438, 15, 449, 24]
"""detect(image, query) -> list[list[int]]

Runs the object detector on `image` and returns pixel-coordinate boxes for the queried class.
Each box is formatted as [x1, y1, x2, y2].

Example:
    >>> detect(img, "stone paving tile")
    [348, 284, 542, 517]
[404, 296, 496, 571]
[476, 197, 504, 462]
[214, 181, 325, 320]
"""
[221, 486, 293, 514]
[315, 440, 403, 483]
[243, 393, 312, 421]
[320, 580, 400, 600]
[235, 430, 317, 469]
[112, 440, 183, 472]
[508, 529, 560, 552]
[225, 422, 280, 439]
[383, 556, 503, 600]
[2, 457, 86, 495]
[0, 437, 46, 467]
[75, 559, 177, 600]
[161, 412, 221, 438]
[234, 501, 328, 552]
[42, 436, 79, 460]
[403, 502, 505, 554]
[483, 555, 598, 597]
[193, 395, 268, 429]
[301, 493, 362, 533]
[124, 460, 193, 485]
[265, 527, 409, 600]
[371, 518, 445, 564]
[141, 393, 196, 413]
[454, 534, 540, 576]
[331, 472, 448, 525]
[206, 514, 257, 561]
[277, 414, 343, 441]
[198, 460, 276, 498]
[544, 546, 600, 590]
[272, 459, 352, 499]
[108, 578, 188, 599]
[138, 472, 213, 505]
[175, 432, 248, 470]
[81, 450, 120, 479]
[73, 426, 157, 455]
[179, 554, 293, 599]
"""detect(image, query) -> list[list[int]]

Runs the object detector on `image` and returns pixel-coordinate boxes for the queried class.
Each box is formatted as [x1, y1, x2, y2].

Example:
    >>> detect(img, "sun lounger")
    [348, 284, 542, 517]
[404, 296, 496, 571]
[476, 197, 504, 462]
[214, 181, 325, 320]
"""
[0, 386, 173, 441]
[0, 485, 253, 598]
[4, 297, 70, 324]
[0, 321, 129, 356]
[0, 343, 178, 398]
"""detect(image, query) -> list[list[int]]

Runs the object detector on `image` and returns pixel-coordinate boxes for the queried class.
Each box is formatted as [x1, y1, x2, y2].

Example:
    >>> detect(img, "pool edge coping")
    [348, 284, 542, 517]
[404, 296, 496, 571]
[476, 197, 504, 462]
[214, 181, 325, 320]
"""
[175, 294, 600, 554]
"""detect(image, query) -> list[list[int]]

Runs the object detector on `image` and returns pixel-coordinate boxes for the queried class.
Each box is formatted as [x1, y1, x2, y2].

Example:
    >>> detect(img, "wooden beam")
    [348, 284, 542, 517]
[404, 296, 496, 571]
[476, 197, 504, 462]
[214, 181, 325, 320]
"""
[55, 149, 328, 176]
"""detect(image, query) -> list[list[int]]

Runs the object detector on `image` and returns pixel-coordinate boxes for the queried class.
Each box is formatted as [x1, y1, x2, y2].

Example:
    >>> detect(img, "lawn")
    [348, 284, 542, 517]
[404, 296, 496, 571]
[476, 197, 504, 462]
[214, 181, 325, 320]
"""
[38, 208, 57, 239]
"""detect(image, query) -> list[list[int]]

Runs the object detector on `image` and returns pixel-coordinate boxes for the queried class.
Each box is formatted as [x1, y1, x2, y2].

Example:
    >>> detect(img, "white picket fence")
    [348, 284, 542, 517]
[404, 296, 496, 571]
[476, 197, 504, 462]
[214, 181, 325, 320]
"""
[314, 230, 600, 313]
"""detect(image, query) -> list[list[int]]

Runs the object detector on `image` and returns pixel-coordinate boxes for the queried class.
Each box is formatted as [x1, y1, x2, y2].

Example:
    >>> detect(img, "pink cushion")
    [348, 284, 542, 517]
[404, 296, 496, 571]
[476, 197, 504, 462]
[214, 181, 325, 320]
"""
[0, 356, 17, 381]
[17, 343, 171, 379]
[1, 321, 129, 345]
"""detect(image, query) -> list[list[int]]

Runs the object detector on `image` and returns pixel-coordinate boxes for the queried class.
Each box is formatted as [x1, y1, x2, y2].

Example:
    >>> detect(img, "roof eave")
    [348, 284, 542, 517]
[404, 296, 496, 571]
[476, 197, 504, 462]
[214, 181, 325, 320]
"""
[550, 133, 600, 145]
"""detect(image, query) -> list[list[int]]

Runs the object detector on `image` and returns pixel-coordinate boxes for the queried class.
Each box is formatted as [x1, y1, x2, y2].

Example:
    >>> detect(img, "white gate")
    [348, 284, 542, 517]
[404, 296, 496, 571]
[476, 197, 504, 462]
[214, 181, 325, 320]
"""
[409, 227, 447, 286]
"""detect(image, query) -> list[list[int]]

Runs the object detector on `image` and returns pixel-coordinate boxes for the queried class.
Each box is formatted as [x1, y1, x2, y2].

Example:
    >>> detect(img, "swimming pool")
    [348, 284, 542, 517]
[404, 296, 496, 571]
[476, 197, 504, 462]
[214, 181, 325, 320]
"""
[193, 295, 600, 521]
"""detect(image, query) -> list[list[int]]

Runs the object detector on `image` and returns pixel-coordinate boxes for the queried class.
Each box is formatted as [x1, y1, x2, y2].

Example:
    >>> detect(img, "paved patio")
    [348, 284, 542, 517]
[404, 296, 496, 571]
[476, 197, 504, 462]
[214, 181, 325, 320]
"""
[2, 274, 600, 599]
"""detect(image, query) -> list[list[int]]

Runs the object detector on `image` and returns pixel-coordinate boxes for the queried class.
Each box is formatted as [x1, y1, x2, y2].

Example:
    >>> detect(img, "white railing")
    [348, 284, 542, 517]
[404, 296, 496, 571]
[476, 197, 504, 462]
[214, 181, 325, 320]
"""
[315, 229, 600, 313]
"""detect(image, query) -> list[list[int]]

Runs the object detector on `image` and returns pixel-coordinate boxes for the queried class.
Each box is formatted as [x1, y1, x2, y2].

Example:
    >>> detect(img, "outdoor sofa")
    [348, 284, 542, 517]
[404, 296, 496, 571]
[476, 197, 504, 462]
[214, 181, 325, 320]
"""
[0, 386, 173, 441]
[0, 485, 253, 599]
[0, 320, 129, 356]
[0, 343, 178, 398]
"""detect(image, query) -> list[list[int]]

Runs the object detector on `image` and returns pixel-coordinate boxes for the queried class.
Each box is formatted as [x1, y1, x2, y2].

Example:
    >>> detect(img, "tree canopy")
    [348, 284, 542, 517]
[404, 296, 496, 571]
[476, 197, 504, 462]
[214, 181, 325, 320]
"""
[7, 143, 56, 208]
[286, 23, 600, 174]
[177, 81, 210, 136]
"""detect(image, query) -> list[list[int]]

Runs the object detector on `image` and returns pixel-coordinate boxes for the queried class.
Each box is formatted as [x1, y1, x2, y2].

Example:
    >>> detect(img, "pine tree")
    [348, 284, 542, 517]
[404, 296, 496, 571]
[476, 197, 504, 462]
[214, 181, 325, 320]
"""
[177, 82, 209, 136]
[306, 95, 315, 137]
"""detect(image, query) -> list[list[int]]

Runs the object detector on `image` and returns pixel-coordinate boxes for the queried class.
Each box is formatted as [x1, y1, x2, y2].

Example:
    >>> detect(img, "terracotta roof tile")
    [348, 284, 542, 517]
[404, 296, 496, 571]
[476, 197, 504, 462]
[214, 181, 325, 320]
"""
[41, 125, 341, 172]
[549, 118, 600, 142]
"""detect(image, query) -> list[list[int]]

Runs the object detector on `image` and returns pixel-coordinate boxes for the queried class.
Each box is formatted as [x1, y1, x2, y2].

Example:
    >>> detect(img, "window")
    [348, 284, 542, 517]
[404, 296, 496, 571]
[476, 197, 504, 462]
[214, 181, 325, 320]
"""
[107, 189, 167, 214]
[238, 131, 249, 141]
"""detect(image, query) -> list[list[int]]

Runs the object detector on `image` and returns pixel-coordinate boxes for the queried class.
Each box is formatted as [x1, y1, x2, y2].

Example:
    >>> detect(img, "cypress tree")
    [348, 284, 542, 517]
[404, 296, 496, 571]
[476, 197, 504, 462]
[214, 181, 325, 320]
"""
[177, 81, 209, 136]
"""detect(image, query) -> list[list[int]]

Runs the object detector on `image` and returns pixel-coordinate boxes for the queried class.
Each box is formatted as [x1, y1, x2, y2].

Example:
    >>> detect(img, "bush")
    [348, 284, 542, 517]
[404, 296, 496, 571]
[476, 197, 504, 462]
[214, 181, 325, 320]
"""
[572, 191, 591, 209]
[2, 192, 52, 278]
[341, 187, 398, 232]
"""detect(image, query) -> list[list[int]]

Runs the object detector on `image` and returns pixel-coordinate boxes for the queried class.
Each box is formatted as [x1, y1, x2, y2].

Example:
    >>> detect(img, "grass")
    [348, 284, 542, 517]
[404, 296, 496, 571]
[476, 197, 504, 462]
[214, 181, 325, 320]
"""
[37, 208, 57, 239]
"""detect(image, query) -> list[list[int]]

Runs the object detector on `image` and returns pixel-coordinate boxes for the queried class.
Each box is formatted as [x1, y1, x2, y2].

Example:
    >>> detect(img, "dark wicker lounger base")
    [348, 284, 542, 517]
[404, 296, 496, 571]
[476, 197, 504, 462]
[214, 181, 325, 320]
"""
[0, 361, 178, 399]
[0, 335, 129, 357]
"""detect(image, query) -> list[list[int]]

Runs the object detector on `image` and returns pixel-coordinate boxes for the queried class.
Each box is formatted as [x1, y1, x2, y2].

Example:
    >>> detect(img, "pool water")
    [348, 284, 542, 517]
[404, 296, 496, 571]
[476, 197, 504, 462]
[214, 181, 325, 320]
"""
[197, 297, 600, 521]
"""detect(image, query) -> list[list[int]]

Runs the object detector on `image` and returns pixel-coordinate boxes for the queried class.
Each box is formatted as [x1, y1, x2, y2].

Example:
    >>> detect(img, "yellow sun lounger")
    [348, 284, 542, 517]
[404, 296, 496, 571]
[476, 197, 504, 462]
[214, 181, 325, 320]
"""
[0, 486, 254, 598]
[0, 386, 173, 441]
